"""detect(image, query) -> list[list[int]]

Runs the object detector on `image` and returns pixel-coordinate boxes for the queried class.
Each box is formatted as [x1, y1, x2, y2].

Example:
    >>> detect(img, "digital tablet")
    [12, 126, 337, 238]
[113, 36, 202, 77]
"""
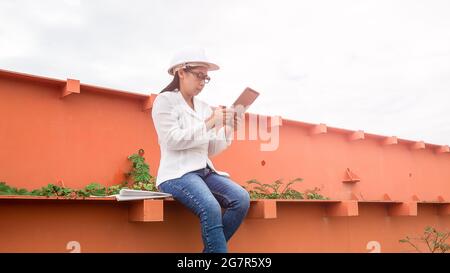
[231, 87, 260, 114]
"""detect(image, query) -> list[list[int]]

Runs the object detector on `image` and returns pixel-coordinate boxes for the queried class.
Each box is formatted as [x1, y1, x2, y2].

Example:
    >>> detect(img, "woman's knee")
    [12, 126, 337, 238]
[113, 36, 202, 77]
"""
[233, 187, 250, 211]
[241, 191, 251, 209]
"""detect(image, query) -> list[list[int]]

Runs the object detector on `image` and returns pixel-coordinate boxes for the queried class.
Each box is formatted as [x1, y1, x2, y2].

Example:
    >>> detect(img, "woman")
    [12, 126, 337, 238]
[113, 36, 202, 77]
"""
[151, 48, 250, 253]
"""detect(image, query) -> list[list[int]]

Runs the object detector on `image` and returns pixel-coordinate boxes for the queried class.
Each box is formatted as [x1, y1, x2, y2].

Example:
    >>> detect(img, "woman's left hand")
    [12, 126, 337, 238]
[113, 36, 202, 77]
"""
[225, 112, 244, 133]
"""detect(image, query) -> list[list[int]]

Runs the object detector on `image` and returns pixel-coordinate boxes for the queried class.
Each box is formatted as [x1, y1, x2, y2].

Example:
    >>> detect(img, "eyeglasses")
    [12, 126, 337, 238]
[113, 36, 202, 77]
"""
[185, 69, 211, 84]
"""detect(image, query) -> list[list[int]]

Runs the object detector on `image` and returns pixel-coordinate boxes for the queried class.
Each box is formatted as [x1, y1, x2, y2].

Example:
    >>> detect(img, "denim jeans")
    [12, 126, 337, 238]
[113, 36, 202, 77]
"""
[158, 164, 250, 253]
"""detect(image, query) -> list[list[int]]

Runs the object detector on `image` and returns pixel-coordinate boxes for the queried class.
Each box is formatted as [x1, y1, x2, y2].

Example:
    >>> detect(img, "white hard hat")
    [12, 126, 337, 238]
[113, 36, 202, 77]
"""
[168, 47, 220, 76]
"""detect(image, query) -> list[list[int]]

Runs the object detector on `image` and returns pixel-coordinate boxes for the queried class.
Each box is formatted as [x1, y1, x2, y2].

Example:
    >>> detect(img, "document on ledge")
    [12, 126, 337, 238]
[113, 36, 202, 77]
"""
[96, 188, 172, 201]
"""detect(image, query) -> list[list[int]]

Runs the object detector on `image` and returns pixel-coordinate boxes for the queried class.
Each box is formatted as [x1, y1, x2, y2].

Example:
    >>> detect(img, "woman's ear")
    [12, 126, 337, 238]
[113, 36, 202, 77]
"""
[177, 70, 185, 80]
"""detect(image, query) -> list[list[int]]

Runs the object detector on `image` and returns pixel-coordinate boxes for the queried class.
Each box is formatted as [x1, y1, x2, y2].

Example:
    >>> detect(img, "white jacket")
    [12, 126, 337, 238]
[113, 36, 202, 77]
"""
[151, 90, 232, 187]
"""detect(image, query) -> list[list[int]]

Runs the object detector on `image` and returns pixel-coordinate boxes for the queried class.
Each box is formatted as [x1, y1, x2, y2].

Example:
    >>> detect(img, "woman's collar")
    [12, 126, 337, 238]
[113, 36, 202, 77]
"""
[176, 90, 202, 119]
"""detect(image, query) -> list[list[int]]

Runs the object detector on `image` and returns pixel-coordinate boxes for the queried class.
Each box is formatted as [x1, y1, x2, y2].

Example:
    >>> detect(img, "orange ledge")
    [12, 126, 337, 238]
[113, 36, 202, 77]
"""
[0, 195, 116, 201]
[387, 202, 418, 216]
[415, 197, 450, 216]
[247, 199, 359, 218]
[2, 196, 449, 221]
[357, 199, 450, 216]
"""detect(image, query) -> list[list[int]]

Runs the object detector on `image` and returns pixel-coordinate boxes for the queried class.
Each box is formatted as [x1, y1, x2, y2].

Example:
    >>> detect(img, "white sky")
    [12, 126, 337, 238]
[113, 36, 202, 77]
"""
[1, 0, 449, 145]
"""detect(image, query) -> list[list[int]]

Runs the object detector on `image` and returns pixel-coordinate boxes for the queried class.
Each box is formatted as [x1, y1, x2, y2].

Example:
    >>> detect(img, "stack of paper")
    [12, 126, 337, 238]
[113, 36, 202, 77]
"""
[109, 189, 172, 201]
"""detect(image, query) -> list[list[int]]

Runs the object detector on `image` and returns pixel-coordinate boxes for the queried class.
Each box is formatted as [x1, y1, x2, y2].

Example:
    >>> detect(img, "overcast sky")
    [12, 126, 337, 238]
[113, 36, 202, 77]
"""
[1, 0, 449, 146]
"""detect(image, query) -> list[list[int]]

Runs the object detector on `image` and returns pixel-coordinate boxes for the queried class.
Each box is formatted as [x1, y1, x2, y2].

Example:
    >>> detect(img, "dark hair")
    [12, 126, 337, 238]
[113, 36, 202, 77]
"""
[160, 65, 202, 93]
[160, 72, 180, 93]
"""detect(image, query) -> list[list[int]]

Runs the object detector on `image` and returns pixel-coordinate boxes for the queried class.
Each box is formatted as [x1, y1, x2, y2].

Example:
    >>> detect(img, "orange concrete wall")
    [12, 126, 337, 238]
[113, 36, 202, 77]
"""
[1, 68, 449, 253]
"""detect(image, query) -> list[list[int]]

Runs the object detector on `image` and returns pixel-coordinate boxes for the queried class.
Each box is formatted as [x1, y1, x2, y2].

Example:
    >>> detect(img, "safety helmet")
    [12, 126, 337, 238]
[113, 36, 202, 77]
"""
[167, 47, 220, 76]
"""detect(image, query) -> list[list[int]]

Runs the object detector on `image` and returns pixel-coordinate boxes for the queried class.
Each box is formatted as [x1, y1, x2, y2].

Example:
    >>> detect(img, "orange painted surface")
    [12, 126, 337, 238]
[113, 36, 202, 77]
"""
[1, 68, 449, 253]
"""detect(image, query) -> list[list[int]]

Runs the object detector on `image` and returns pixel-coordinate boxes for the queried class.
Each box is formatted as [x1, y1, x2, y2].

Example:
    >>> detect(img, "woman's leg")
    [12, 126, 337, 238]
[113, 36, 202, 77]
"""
[158, 172, 228, 253]
[204, 172, 251, 243]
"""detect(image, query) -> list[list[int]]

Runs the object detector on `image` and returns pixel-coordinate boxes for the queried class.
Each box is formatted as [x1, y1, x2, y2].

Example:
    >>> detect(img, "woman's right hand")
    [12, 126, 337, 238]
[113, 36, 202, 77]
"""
[205, 106, 235, 130]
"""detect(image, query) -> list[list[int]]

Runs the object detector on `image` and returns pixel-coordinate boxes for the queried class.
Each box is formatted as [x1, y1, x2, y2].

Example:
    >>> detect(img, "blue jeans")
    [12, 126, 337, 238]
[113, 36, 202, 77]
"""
[158, 165, 250, 253]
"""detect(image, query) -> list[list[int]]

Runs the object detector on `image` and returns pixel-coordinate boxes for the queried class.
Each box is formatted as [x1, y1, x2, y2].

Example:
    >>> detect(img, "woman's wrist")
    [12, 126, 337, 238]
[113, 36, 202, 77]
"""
[204, 115, 215, 130]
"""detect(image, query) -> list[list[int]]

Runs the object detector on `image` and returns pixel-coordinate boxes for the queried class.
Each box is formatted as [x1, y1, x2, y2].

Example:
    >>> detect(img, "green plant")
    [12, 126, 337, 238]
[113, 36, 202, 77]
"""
[106, 182, 128, 195]
[30, 183, 74, 197]
[242, 178, 292, 199]
[82, 183, 106, 196]
[0, 182, 74, 197]
[242, 178, 299, 199]
[241, 178, 329, 200]
[399, 226, 450, 253]
[304, 187, 328, 200]
[124, 149, 157, 192]
[0, 182, 29, 195]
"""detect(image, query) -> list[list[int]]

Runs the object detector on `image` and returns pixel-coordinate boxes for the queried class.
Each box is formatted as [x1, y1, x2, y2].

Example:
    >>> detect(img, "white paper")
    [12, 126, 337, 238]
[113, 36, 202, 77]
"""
[112, 194, 171, 201]
[119, 189, 172, 197]
[90, 189, 172, 201]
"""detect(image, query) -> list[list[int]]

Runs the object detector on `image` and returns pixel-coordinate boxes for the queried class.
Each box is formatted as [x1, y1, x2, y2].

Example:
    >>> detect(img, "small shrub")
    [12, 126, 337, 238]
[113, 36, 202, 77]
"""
[241, 178, 329, 200]
[399, 226, 450, 253]
[124, 149, 157, 192]
[0, 182, 29, 195]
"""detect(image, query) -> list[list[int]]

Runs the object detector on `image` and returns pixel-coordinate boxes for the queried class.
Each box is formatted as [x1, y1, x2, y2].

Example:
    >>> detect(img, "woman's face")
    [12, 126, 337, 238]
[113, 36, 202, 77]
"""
[178, 66, 209, 96]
